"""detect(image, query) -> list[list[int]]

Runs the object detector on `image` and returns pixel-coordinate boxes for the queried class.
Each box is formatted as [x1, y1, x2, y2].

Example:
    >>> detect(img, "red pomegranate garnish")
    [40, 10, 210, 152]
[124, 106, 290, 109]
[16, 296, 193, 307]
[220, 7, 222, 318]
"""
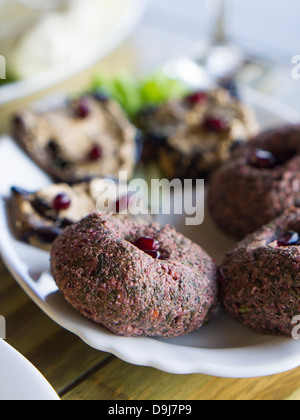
[88, 145, 102, 161]
[145, 250, 161, 259]
[203, 116, 228, 132]
[277, 231, 300, 247]
[186, 91, 208, 106]
[134, 237, 159, 252]
[74, 97, 92, 119]
[52, 193, 71, 211]
[134, 237, 161, 259]
[249, 149, 277, 169]
[115, 195, 131, 213]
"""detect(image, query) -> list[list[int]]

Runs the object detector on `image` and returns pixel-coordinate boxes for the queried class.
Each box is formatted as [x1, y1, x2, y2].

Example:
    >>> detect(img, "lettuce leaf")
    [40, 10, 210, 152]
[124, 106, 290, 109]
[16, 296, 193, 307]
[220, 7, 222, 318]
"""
[92, 70, 188, 117]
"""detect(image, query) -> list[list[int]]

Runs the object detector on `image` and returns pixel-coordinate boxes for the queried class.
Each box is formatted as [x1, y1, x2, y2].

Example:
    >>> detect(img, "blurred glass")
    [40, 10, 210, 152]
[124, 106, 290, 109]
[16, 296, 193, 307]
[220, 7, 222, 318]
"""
[202, 0, 245, 80]
[208, 0, 227, 44]
[164, 0, 246, 90]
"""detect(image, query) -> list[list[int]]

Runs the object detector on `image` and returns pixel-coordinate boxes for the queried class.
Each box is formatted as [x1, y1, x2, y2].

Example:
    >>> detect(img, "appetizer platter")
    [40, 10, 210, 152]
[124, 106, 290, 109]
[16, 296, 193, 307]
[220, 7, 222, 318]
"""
[1, 75, 300, 378]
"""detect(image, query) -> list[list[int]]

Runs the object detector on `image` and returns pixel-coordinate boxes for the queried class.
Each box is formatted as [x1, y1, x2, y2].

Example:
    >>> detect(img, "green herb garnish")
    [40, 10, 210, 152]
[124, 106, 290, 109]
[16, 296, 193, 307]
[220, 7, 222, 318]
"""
[91, 69, 189, 117]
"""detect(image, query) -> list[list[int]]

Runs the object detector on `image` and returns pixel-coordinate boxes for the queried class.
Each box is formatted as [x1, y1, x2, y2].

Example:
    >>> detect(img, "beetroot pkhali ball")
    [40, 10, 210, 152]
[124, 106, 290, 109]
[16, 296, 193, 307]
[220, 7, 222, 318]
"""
[220, 207, 300, 337]
[208, 124, 300, 239]
[50, 213, 218, 338]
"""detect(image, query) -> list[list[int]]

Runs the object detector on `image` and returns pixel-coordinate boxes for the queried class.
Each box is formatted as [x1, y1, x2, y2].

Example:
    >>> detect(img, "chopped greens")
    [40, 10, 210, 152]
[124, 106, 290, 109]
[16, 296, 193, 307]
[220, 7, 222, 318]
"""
[91, 70, 189, 117]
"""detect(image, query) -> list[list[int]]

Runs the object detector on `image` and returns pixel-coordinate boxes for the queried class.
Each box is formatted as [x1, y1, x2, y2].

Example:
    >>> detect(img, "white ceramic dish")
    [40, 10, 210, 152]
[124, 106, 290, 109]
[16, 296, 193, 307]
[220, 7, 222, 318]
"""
[0, 0, 147, 106]
[0, 339, 59, 400]
[0, 88, 300, 378]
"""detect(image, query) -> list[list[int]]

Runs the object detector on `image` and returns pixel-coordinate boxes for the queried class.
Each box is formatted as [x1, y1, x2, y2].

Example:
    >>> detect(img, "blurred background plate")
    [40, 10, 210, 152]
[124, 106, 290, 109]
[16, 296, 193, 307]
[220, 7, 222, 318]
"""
[0, 339, 59, 400]
[0, 0, 148, 106]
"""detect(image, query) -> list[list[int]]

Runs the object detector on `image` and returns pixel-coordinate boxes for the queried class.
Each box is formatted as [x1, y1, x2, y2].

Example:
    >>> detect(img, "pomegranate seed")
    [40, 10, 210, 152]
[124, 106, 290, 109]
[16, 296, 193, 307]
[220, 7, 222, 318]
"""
[88, 145, 102, 161]
[145, 250, 161, 259]
[52, 193, 71, 211]
[115, 195, 130, 213]
[250, 149, 277, 169]
[277, 231, 300, 247]
[186, 91, 208, 105]
[134, 237, 159, 252]
[75, 97, 91, 119]
[204, 117, 228, 132]
[134, 237, 161, 259]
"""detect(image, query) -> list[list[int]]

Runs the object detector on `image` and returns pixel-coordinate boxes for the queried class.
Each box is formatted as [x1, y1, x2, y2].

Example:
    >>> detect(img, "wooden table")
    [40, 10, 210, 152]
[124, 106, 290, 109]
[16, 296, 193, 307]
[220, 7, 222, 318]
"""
[1, 258, 300, 401]
[1, 1, 300, 401]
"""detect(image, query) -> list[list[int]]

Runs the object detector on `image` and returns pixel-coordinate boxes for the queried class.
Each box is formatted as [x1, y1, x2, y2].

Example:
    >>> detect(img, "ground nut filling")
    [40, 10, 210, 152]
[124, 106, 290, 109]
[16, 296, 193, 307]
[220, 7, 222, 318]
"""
[12, 95, 139, 183]
[10, 178, 151, 251]
[50, 213, 218, 338]
[10, 182, 95, 250]
[137, 88, 258, 179]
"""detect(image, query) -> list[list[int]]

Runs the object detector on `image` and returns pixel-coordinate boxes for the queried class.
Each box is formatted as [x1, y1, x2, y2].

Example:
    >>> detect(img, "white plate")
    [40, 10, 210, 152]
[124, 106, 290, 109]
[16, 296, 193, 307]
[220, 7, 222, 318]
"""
[0, 0, 147, 106]
[0, 339, 59, 400]
[0, 88, 300, 378]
